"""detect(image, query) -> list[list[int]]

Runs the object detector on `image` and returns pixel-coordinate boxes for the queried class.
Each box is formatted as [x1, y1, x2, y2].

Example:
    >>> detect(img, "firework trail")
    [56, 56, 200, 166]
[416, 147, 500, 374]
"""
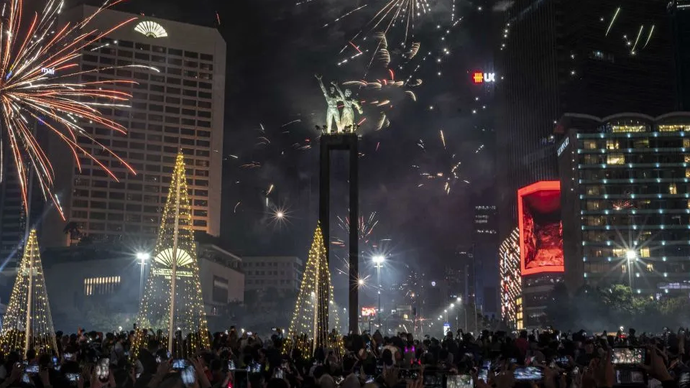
[0, 0, 160, 218]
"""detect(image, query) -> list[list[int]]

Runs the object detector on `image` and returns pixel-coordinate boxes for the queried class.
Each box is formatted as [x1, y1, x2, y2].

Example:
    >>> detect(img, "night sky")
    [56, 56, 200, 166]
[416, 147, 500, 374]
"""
[101, 0, 501, 300]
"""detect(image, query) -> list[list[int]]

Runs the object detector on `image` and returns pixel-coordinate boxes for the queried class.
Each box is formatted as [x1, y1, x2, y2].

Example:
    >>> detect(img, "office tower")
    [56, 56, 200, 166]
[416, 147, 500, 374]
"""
[671, 0, 690, 110]
[473, 201, 498, 315]
[496, 0, 677, 241]
[41, 6, 225, 247]
[559, 112, 690, 297]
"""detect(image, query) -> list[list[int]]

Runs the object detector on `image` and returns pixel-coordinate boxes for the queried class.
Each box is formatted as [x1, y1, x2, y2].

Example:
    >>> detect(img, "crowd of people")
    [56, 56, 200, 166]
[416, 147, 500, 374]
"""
[0, 327, 687, 388]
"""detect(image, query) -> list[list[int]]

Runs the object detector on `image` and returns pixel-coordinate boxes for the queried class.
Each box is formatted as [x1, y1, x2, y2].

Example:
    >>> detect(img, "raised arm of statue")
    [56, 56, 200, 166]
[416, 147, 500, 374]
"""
[315, 75, 329, 98]
[333, 82, 346, 100]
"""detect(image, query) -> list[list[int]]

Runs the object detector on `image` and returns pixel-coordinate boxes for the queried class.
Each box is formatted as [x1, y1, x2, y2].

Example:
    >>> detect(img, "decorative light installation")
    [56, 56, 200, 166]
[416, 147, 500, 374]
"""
[0, 230, 57, 356]
[131, 153, 209, 359]
[284, 223, 342, 358]
[134, 21, 169, 38]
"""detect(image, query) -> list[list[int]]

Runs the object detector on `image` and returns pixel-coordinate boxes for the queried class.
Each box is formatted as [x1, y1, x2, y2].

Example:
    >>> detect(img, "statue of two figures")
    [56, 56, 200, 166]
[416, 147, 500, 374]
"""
[315, 74, 363, 134]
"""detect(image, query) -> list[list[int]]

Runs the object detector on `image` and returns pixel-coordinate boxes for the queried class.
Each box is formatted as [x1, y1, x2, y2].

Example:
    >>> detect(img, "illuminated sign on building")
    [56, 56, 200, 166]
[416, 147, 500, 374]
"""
[557, 137, 570, 157]
[41, 68, 55, 75]
[361, 306, 377, 317]
[134, 21, 169, 38]
[472, 72, 496, 84]
[518, 181, 564, 276]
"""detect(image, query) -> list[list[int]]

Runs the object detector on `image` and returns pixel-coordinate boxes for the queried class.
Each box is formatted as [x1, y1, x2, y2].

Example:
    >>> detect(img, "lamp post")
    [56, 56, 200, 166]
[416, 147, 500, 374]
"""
[136, 252, 150, 301]
[625, 249, 637, 290]
[373, 255, 385, 329]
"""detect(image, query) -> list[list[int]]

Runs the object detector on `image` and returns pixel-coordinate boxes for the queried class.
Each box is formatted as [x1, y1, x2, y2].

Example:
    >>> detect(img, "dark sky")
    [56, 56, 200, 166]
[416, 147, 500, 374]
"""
[106, 0, 501, 294]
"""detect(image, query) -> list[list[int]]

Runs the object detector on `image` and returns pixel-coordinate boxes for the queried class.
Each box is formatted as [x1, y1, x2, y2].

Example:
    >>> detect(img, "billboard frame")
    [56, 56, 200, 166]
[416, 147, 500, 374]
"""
[517, 181, 563, 276]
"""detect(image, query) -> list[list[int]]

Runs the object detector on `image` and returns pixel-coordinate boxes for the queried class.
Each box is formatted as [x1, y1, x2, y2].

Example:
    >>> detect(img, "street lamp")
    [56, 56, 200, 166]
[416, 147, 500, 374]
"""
[625, 249, 637, 289]
[372, 255, 385, 329]
[136, 252, 150, 301]
[371, 255, 386, 329]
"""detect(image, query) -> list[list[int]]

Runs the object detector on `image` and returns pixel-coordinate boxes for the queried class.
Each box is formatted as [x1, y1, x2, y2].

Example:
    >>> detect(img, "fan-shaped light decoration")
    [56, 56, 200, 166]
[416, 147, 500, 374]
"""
[154, 248, 193, 267]
[134, 21, 168, 38]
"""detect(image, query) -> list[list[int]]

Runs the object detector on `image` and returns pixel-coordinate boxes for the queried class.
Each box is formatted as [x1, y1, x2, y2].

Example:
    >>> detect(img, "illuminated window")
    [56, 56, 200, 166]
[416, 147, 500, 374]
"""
[639, 248, 650, 258]
[612, 248, 625, 258]
[611, 125, 646, 133]
[685, 155, 690, 163]
[586, 201, 601, 210]
[607, 154, 625, 165]
[83, 276, 121, 296]
[686, 139, 690, 148]
[646, 263, 654, 272]
[686, 169, 690, 179]
[659, 125, 686, 132]
[622, 264, 627, 274]
[584, 140, 598, 149]
[606, 140, 619, 150]
[586, 186, 600, 195]
[670, 184, 678, 195]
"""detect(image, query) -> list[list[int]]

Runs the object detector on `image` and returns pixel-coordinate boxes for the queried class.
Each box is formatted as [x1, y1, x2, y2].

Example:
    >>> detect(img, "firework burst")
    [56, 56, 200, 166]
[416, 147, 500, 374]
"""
[0, 0, 157, 218]
[413, 130, 469, 195]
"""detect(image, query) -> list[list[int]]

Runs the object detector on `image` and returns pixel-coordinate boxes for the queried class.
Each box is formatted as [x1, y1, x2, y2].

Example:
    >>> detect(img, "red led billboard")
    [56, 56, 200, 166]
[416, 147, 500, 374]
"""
[517, 181, 564, 276]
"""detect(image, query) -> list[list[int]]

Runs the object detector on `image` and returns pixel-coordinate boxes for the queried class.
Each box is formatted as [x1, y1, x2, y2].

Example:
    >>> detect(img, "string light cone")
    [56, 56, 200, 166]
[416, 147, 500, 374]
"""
[285, 223, 342, 358]
[132, 152, 209, 359]
[0, 230, 57, 356]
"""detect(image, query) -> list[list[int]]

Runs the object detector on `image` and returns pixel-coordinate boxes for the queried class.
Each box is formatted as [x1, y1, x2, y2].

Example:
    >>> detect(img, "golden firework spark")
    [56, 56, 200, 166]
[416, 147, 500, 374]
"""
[0, 0, 157, 219]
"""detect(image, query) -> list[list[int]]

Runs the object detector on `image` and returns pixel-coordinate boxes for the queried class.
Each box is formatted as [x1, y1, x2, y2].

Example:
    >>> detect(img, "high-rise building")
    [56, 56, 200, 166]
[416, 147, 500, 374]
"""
[499, 227, 522, 329]
[473, 203, 499, 315]
[40, 6, 225, 247]
[496, 0, 677, 241]
[558, 112, 690, 298]
[671, 0, 690, 110]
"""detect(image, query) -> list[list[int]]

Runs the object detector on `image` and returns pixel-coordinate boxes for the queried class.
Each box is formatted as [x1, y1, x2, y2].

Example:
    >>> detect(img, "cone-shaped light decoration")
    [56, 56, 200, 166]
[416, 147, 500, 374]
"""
[0, 230, 57, 356]
[284, 223, 342, 358]
[131, 152, 209, 359]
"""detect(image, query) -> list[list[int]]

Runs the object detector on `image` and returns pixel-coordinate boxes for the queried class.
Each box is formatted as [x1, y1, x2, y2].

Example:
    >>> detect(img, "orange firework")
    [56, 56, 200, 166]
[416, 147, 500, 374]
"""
[0, 0, 157, 219]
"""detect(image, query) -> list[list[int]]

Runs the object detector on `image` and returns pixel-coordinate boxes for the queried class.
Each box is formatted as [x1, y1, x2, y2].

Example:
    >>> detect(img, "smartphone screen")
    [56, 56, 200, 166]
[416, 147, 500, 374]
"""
[66, 373, 80, 383]
[228, 360, 236, 371]
[173, 359, 187, 370]
[612, 348, 645, 365]
[514, 367, 543, 381]
[447, 374, 473, 388]
[25, 365, 39, 374]
[478, 369, 489, 383]
[615, 369, 645, 385]
[181, 366, 196, 385]
[423, 373, 443, 388]
[96, 358, 110, 381]
[64, 353, 75, 362]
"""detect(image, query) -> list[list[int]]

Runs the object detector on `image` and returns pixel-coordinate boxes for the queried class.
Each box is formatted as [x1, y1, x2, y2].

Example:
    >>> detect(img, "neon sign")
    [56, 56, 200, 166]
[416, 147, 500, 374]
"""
[472, 72, 495, 84]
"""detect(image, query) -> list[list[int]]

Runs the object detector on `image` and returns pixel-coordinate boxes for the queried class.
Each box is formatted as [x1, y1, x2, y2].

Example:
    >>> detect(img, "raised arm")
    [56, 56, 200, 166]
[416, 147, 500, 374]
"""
[333, 82, 346, 100]
[315, 74, 328, 97]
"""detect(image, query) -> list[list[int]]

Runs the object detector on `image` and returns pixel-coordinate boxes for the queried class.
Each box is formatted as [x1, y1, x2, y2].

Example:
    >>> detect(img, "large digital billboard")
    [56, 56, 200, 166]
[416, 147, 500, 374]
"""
[518, 181, 563, 276]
